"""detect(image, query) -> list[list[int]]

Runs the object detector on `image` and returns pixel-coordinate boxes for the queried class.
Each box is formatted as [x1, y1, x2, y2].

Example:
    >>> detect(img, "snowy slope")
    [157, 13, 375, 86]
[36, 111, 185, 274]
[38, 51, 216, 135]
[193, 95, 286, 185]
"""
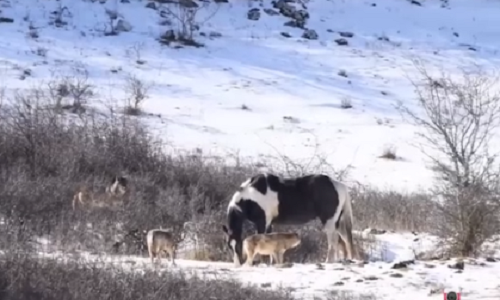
[2, 0, 500, 298]
[1, 0, 499, 192]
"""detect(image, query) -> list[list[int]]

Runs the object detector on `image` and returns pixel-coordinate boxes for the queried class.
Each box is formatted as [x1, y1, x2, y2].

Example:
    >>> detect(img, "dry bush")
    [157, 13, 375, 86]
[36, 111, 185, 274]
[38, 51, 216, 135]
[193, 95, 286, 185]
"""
[397, 61, 500, 256]
[0, 253, 294, 300]
[351, 184, 436, 232]
[325, 290, 378, 300]
[160, 0, 221, 46]
[260, 133, 352, 181]
[47, 69, 95, 114]
[340, 97, 353, 109]
[123, 74, 152, 116]
[379, 145, 397, 160]
[277, 225, 326, 263]
[0, 84, 257, 256]
[352, 232, 379, 261]
[103, 7, 120, 36]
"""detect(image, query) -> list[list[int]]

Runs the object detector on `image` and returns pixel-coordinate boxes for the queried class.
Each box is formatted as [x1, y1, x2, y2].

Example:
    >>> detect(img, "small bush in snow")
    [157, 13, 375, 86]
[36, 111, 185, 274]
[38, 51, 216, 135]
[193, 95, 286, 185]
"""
[325, 290, 378, 300]
[160, 0, 221, 47]
[351, 184, 436, 233]
[340, 97, 353, 109]
[123, 74, 152, 116]
[379, 145, 397, 160]
[47, 70, 95, 114]
[0, 87, 257, 256]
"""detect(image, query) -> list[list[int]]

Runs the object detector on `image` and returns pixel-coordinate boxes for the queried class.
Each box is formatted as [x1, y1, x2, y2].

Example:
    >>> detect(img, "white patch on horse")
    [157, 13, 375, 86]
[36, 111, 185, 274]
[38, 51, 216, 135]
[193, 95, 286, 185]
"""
[322, 179, 351, 263]
[227, 178, 253, 212]
[228, 176, 279, 228]
[323, 179, 348, 232]
[240, 178, 252, 188]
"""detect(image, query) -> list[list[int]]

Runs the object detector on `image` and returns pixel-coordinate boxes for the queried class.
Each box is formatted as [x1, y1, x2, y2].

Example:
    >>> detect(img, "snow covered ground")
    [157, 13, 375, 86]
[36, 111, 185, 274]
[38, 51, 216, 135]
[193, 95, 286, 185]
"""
[30, 230, 500, 300]
[2, 0, 500, 298]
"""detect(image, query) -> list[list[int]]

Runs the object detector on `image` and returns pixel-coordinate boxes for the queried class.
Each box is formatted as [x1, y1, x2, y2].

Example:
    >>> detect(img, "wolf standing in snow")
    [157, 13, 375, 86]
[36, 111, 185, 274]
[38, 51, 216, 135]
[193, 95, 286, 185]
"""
[242, 232, 301, 266]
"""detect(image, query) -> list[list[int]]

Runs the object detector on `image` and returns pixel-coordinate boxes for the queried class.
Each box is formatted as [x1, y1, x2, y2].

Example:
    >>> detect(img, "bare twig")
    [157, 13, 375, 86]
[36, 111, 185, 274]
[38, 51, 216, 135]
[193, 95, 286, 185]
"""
[161, 0, 221, 42]
[123, 75, 153, 115]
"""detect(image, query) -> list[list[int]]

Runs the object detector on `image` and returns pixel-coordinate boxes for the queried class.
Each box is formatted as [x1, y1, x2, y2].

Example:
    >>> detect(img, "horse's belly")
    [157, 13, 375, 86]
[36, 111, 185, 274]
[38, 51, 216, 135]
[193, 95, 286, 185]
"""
[274, 211, 316, 225]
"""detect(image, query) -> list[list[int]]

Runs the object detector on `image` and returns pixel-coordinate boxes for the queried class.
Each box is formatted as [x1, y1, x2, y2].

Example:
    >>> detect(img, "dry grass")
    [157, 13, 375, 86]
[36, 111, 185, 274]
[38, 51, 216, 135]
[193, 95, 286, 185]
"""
[0, 252, 294, 300]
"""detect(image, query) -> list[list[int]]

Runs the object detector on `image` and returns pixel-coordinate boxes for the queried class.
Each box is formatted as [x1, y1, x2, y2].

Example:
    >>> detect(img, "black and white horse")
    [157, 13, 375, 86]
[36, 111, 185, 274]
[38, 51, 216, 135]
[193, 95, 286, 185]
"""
[222, 173, 354, 266]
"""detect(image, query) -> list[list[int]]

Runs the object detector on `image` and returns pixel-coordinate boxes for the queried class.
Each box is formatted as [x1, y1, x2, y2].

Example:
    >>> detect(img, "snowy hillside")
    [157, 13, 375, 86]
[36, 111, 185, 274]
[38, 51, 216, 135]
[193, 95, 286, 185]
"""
[1, 0, 500, 299]
[1, 0, 499, 192]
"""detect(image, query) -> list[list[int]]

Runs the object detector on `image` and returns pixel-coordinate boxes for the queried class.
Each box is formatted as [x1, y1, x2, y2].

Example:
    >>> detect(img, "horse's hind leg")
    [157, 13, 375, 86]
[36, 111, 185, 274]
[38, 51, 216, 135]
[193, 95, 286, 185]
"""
[325, 230, 340, 263]
[338, 237, 348, 261]
[337, 215, 354, 261]
[323, 217, 340, 264]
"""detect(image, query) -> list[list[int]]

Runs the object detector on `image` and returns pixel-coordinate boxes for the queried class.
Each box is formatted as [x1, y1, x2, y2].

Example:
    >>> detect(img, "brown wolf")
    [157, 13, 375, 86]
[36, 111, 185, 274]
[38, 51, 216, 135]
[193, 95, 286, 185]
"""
[72, 176, 128, 210]
[242, 232, 301, 266]
[146, 229, 177, 266]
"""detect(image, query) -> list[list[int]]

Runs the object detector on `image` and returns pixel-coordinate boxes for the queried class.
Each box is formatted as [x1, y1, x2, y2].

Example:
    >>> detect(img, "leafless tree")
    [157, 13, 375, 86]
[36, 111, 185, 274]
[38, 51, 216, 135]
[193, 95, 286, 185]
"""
[396, 60, 500, 256]
[161, 0, 221, 43]
[47, 69, 94, 114]
[124, 75, 152, 115]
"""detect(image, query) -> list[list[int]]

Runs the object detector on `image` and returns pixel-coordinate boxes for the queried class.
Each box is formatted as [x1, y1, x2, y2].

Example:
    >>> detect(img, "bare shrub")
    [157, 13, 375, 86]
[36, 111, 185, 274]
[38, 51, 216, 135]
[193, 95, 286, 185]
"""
[103, 7, 119, 36]
[281, 226, 326, 263]
[127, 42, 146, 65]
[181, 214, 229, 261]
[260, 133, 352, 180]
[351, 184, 436, 232]
[161, 0, 221, 46]
[47, 70, 95, 114]
[34, 46, 48, 57]
[397, 61, 500, 256]
[340, 97, 353, 109]
[27, 28, 39, 39]
[352, 232, 379, 261]
[123, 74, 152, 116]
[49, 3, 71, 27]
[379, 145, 397, 160]
[111, 228, 148, 255]
[0, 85, 257, 256]
[0, 254, 294, 300]
[325, 290, 378, 300]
